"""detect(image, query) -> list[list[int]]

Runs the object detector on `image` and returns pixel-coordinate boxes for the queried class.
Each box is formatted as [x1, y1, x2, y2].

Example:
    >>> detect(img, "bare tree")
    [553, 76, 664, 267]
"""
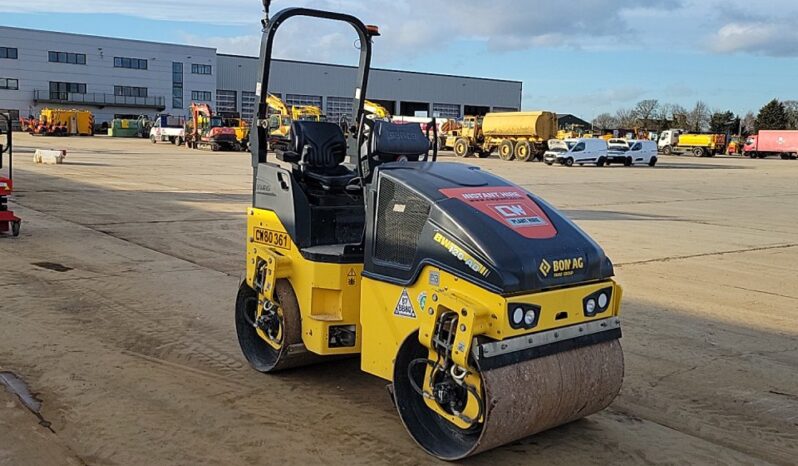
[592, 113, 617, 130]
[741, 111, 756, 134]
[782, 100, 798, 129]
[632, 99, 659, 126]
[670, 104, 689, 129]
[686, 101, 710, 132]
[614, 108, 637, 128]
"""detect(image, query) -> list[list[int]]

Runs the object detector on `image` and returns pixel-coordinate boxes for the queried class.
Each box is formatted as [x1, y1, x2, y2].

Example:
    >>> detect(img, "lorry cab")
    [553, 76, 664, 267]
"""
[544, 138, 609, 167]
[658, 128, 685, 154]
[608, 140, 658, 166]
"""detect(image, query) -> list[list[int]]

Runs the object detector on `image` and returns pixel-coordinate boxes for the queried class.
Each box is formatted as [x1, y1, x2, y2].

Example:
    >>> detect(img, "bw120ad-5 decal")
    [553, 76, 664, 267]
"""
[439, 187, 557, 239]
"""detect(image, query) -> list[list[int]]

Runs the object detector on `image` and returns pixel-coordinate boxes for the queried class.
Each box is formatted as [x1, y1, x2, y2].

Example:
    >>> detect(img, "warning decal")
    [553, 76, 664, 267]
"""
[393, 289, 417, 318]
[439, 186, 557, 239]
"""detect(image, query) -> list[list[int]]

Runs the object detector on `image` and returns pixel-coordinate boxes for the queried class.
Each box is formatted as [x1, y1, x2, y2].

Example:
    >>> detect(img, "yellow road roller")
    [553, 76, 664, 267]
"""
[236, 3, 624, 460]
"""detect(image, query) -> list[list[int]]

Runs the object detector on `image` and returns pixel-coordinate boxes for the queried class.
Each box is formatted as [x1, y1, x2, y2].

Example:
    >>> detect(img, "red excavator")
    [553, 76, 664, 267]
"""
[184, 103, 239, 151]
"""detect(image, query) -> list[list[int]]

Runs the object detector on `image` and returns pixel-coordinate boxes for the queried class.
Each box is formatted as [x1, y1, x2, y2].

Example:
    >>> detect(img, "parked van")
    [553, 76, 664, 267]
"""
[544, 138, 609, 167]
[607, 140, 659, 166]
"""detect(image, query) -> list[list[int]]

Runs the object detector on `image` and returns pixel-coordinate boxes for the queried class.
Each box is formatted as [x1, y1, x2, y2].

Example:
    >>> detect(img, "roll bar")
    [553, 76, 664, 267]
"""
[0, 113, 12, 178]
[250, 3, 377, 170]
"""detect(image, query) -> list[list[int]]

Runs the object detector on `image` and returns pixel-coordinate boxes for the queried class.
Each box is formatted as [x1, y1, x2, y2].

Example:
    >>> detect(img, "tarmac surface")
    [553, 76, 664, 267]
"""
[1, 133, 797, 465]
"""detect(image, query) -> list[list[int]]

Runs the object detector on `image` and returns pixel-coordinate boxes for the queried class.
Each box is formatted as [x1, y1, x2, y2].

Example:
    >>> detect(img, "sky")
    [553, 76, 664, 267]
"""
[2, 0, 797, 120]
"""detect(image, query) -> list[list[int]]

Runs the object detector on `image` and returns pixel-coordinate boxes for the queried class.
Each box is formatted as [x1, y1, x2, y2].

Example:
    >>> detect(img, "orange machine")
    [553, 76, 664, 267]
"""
[184, 103, 239, 151]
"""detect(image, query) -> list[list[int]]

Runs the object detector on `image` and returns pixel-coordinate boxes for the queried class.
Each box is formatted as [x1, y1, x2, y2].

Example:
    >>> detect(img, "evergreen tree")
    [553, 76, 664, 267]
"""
[755, 99, 788, 131]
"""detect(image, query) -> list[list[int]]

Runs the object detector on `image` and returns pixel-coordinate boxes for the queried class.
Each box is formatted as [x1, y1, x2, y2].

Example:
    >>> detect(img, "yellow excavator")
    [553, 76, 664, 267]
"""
[364, 99, 391, 120]
[238, 2, 624, 461]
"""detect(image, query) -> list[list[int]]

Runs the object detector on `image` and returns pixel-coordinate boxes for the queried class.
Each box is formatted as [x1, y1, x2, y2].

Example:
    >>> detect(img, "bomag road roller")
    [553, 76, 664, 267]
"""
[236, 3, 624, 460]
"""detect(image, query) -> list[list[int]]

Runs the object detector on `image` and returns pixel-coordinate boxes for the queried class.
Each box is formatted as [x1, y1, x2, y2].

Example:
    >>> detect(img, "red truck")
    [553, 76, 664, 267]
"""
[743, 130, 798, 159]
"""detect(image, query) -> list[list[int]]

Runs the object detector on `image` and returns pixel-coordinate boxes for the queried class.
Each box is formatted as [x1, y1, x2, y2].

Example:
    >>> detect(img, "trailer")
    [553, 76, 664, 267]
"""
[743, 131, 798, 159]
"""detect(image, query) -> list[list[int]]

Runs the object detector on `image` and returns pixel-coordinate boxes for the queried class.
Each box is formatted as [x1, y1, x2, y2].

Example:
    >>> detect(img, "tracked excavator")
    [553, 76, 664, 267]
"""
[236, 2, 625, 460]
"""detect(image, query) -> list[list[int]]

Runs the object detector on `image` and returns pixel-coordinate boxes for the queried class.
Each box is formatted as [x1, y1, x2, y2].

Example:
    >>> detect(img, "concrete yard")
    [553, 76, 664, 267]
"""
[1, 133, 797, 465]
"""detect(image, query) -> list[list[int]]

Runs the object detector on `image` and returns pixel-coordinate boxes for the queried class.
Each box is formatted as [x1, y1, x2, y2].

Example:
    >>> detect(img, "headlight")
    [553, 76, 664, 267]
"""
[508, 303, 541, 330]
[598, 293, 608, 309]
[512, 307, 524, 326]
[583, 287, 613, 317]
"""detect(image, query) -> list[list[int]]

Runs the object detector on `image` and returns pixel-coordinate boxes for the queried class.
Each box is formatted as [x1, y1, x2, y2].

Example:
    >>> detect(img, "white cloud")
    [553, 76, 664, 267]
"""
[710, 22, 798, 57]
[5, 0, 798, 58]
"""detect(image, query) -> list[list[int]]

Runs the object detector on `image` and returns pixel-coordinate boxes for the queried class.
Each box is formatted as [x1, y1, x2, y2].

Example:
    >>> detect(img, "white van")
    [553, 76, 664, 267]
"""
[607, 139, 658, 166]
[544, 138, 609, 167]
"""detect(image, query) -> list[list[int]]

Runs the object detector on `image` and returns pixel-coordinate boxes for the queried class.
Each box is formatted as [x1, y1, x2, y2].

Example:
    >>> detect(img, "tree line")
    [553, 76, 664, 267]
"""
[590, 99, 798, 135]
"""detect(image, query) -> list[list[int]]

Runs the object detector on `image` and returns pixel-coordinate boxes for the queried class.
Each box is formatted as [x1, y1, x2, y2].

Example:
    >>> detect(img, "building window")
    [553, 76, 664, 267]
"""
[0, 78, 19, 90]
[241, 91, 257, 121]
[432, 103, 461, 119]
[49, 81, 87, 99]
[216, 90, 237, 114]
[114, 57, 148, 70]
[285, 94, 322, 109]
[191, 64, 212, 75]
[172, 62, 183, 109]
[0, 47, 18, 59]
[326, 96, 353, 123]
[114, 86, 148, 98]
[48, 51, 86, 65]
[191, 90, 212, 102]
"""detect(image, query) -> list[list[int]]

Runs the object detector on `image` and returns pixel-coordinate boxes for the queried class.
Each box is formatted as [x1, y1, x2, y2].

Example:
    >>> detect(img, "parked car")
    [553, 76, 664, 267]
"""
[544, 138, 609, 167]
[607, 138, 630, 150]
[607, 140, 658, 166]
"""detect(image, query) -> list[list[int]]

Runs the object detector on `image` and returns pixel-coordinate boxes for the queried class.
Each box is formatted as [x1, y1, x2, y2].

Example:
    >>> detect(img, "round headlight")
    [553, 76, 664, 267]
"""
[585, 299, 596, 315]
[512, 307, 524, 325]
[598, 293, 608, 309]
[524, 309, 536, 326]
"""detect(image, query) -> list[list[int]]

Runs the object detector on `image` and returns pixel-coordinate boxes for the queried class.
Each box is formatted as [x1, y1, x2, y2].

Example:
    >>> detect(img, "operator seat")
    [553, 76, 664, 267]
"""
[369, 120, 431, 162]
[287, 121, 354, 190]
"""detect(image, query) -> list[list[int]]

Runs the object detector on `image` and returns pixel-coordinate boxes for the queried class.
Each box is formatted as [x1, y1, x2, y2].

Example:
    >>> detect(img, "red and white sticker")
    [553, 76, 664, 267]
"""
[440, 187, 557, 239]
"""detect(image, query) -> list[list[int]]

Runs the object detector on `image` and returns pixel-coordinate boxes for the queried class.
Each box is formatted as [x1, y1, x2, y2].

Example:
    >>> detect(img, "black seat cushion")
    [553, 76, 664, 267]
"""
[291, 121, 354, 188]
[371, 121, 429, 162]
[304, 164, 355, 188]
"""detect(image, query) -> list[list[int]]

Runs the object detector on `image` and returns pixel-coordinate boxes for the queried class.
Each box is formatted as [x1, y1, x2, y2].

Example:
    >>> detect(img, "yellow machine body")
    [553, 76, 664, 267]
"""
[246, 206, 623, 398]
[246, 208, 363, 356]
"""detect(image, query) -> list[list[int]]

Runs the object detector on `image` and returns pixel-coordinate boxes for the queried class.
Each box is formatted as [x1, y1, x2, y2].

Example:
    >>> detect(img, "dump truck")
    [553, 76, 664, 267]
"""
[658, 129, 726, 157]
[220, 112, 251, 151]
[743, 130, 798, 159]
[22, 108, 94, 136]
[447, 111, 557, 161]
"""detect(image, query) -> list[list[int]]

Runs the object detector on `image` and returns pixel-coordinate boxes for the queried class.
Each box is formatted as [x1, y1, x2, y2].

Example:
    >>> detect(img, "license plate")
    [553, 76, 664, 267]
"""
[254, 228, 291, 250]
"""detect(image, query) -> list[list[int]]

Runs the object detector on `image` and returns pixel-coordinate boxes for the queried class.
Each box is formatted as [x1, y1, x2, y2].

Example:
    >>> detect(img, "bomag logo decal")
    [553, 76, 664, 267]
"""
[254, 228, 291, 250]
[539, 259, 552, 276]
[433, 232, 490, 277]
[539, 257, 585, 278]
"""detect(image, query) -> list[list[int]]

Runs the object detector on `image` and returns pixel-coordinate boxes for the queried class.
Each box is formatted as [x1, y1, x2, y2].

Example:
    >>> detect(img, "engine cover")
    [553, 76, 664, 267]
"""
[363, 162, 614, 295]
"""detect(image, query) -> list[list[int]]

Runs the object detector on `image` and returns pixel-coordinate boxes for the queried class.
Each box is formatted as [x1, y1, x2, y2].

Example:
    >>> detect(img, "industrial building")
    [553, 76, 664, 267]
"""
[0, 26, 522, 125]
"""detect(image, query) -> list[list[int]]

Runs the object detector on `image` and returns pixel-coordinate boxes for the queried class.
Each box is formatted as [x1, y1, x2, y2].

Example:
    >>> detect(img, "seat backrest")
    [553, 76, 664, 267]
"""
[371, 121, 429, 162]
[292, 121, 347, 169]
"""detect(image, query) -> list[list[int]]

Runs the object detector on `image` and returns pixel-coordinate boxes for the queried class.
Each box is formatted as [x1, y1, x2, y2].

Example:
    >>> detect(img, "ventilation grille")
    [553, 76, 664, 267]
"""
[374, 178, 430, 267]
